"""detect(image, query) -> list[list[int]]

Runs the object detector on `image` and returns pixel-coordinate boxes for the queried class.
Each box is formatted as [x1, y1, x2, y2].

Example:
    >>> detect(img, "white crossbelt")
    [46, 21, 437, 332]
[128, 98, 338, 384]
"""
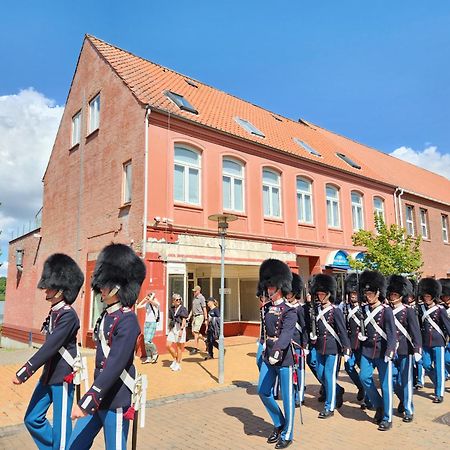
[421, 305, 445, 339]
[317, 305, 342, 347]
[393, 305, 413, 345]
[364, 305, 387, 340]
[347, 305, 361, 327]
[58, 347, 89, 390]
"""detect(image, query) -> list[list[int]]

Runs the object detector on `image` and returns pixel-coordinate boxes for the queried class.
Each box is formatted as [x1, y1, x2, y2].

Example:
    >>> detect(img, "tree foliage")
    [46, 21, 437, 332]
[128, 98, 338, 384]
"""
[349, 213, 423, 277]
[0, 277, 5, 301]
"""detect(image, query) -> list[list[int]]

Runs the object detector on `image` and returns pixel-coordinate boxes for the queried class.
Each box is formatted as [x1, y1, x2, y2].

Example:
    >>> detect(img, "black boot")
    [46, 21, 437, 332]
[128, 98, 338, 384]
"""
[275, 439, 292, 449]
[403, 414, 413, 423]
[318, 409, 334, 419]
[378, 420, 392, 431]
[357, 388, 364, 401]
[373, 407, 383, 424]
[397, 401, 405, 414]
[267, 427, 282, 444]
[432, 395, 443, 403]
[336, 388, 345, 409]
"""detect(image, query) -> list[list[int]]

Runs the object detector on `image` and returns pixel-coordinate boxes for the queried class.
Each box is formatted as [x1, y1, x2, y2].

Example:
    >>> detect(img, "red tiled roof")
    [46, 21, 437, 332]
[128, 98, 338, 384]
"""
[86, 35, 450, 204]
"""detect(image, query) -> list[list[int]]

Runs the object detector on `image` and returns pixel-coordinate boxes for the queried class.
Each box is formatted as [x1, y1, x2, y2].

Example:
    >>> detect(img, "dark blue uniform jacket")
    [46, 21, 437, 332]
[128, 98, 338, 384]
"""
[391, 304, 422, 355]
[419, 304, 450, 348]
[316, 305, 351, 356]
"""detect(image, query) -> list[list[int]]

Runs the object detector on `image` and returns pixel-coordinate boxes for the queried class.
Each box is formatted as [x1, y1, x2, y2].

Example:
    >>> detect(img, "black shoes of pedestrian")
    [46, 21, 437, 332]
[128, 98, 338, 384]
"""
[373, 407, 383, 424]
[377, 420, 392, 431]
[275, 439, 292, 449]
[357, 388, 364, 401]
[318, 409, 334, 419]
[403, 414, 413, 423]
[204, 355, 213, 360]
[432, 396, 443, 403]
[397, 401, 405, 414]
[336, 389, 344, 409]
[414, 383, 423, 390]
[267, 427, 282, 444]
[189, 348, 199, 355]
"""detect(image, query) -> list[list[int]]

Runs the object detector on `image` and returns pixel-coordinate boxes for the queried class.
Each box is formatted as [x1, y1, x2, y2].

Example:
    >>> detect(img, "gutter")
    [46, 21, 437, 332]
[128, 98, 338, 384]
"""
[142, 106, 151, 258]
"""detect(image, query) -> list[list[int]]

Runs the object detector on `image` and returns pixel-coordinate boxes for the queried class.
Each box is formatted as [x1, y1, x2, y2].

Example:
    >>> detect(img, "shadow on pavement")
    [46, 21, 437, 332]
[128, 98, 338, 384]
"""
[247, 352, 257, 358]
[223, 407, 272, 438]
[336, 403, 369, 422]
[232, 380, 258, 395]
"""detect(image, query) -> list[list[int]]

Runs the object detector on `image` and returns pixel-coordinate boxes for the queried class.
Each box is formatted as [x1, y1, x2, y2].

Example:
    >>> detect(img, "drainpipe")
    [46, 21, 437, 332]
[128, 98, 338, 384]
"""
[142, 106, 151, 258]
[393, 188, 400, 226]
[397, 188, 404, 228]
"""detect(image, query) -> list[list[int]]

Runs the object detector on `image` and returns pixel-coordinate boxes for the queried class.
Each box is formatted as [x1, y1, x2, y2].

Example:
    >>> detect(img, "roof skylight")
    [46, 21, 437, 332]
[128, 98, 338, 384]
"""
[234, 117, 265, 138]
[293, 138, 322, 157]
[165, 90, 198, 114]
[336, 152, 361, 169]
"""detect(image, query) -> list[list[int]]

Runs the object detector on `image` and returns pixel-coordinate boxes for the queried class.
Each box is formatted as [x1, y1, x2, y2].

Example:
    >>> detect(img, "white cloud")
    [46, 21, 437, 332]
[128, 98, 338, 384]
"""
[0, 89, 64, 272]
[390, 145, 450, 179]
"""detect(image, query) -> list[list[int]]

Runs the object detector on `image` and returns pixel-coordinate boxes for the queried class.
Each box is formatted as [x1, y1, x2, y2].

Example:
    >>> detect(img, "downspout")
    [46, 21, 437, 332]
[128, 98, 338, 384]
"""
[393, 188, 400, 226]
[142, 106, 151, 258]
[397, 188, 405, 228]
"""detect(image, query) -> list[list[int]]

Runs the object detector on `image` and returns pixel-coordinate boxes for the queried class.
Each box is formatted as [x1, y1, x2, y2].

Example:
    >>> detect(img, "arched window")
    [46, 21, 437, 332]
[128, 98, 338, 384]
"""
[223, 158, 244, 212]
[373, 196, 385, 221]
[351, 191, 364, 231]
[296, 177, 313, 224]
[326, 185, 340, 228]
[174, 146, 201, 205]
[262, 169, 281, 218]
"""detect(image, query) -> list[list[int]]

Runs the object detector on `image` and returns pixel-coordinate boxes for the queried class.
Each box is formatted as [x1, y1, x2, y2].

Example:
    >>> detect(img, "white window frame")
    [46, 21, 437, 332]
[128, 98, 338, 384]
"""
[88, 94, 100, 133]
[123, 160, 132, 204]
[262, 168, 281, 218]
[405, 205, 415, 236]
[419, 208, 428, 239]
[89, 290, 103, 329]
[71, 111, 81, 147]
[351, 191, 364, 231]
[442, 214, 449, 243]
[296, 177, 313, 224]
[326, 185, 341, 228]
[373, 196, 385, 221]
[174, 146, 201, 205]
[222, 158, 245, 213]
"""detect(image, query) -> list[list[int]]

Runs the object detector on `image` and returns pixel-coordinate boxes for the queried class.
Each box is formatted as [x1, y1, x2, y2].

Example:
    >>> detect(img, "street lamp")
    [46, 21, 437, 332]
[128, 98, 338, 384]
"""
[208, 213, 238, 384]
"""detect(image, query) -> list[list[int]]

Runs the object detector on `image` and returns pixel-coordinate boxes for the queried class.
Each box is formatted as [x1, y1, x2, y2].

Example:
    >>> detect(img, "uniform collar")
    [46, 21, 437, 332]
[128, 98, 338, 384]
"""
[106, 302, 122, 314]
[272, 298, 284, 306]
[51, 300, 66, 311]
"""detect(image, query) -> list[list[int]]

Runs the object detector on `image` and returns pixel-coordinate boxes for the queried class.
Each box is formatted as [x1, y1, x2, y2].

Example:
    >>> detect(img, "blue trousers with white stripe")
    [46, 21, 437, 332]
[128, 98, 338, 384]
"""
[258, 362, 295, 441]
[422, 346, 446, 398]
[359, 355, 393, 423]
[445, 343, 450, 378]
[67, 408, 130, 450]
[24, 381, 74, 450]
[294, 348, 306, 404]
[316, 353, 342, 412]
[392, 354, 414, 415]
[344, 350, 364, 392]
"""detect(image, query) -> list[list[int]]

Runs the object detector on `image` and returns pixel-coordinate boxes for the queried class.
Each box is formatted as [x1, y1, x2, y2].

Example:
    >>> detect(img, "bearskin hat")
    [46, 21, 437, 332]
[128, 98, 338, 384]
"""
[91, 243, 146, 307]
[291, 273, 304, 299]
[387, 275, 408, 298]
[258, 259, 292, 296]
[37, 253, 84, 304]
[256, 281, 264, 298]
[406, 279, 416, 298]
[359, 270, 386, 300]
[344, 273, 359, 294]
[439, 278, 450, 297]
[418, 278, 442, 300]
[310, 274, 337, 303]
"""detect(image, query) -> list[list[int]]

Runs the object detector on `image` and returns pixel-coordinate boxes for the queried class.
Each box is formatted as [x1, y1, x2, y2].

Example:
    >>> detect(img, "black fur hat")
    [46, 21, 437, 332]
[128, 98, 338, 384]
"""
[258, 259, 292, 296]
[37, 253, 84, 304]
[387, 275, 408, 298]
[418, 278, 442, 300]
[439, 278, 450, 297]
[405, 279, 416, 298]
[359, 270, 386, 300]
[344, 273, 359, 294]
[310, 274, 337, 303]
[92, 243, 146, 307]
[291, 273, 304, 299]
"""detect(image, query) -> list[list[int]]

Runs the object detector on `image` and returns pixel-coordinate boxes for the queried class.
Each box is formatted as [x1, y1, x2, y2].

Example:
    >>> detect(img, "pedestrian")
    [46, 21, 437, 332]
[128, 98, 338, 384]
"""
[205, 297, 220, 360]
[310, 274, 351, 419]
[439, 279, 450, 380]
[358, 270, 397, 431]
[166, 293, 189, 371]
[188, 285, 208, 354]
[417, 278, 450, 403]
[387, 275, 422, 422]
[68, 243, 146, 449]
[257, 259, 296, 449]
[13, 253, 84, 450]
[136, 292, 160, 364]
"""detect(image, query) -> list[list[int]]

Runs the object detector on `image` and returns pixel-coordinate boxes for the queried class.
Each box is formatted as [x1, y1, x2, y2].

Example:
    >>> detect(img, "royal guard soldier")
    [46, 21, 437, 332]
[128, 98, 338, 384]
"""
[343, 273, 368, 406]
[13, 253, 84, 449]
[417, 278, 450, 403]
[68, 243, 146, 449]
[287, 273, 308, 407]
[257, 259, 297, 449]
[438, 279, 450, 380]
[386, 275, 422, 422]
[358, 270, 397, 431]
[256, 280, 269, 371]
[310, 274, 351, 419]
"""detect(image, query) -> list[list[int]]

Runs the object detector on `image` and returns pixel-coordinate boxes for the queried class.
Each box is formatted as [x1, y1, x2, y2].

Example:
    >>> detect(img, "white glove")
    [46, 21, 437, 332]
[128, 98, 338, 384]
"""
[343, 354, 350, 363]
[384, 355, 392, 363]
[414, 352, 422, 362]
[357, 332, 368, 341]
[269, 356, 279, 365]
[309, 332, 317, 341]
[303, 349, 310, 357]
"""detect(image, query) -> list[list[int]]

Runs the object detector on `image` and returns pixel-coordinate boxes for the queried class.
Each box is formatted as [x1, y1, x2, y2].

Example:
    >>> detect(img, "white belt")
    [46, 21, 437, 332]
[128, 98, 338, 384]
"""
[364, 305, 387, 340]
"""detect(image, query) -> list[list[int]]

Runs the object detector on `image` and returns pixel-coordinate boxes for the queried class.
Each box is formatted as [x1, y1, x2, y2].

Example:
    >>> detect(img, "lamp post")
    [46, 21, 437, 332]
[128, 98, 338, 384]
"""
[208, 213, 238, 384]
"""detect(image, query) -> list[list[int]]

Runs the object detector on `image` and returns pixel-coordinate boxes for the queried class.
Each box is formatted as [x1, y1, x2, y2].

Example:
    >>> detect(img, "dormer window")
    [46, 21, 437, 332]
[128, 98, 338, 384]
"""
[234, 117, 265, 138]
[165, 91, 198, 114]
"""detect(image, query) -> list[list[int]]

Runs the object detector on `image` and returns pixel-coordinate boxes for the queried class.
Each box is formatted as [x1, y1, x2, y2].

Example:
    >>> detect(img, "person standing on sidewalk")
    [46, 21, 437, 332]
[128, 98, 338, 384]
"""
[257, 259, 296, 449]
[205, 297, 220, 360]
[13, 253, 84, 450]
[136, 292, 160, 364]
[166, 293, 189, 371]
[68, 243, 146, 449]
[439, 279, 450, 379]
[188, 285, 207, 355]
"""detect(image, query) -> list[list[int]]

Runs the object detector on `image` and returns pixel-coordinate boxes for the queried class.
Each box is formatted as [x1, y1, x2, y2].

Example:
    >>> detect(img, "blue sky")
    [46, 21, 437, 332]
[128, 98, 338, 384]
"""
[1, 1, 450, 273]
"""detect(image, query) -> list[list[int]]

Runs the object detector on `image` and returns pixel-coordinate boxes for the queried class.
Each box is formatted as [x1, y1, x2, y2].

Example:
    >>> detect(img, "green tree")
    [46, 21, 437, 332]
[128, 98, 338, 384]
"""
[349, 213, 423, 277]
[0, 277, 5, 301]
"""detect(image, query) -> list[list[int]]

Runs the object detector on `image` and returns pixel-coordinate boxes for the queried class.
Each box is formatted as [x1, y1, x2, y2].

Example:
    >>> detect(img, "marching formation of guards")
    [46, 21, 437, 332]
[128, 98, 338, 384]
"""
[257, 258, 450, 448]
